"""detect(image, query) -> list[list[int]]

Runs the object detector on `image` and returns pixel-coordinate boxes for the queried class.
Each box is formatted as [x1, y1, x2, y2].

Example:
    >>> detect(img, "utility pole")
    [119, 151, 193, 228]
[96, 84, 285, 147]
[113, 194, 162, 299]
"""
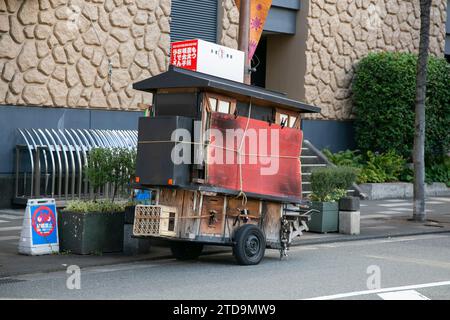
[238, 0, 251, 85]
[413, 0, 432, 222]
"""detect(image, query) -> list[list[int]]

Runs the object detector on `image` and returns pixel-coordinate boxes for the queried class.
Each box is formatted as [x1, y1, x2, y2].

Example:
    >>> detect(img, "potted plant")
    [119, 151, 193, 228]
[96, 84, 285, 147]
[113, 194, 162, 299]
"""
[58, 147, 135, 254]
[307, 166, 357, 233]
[59, 200, 126, 254]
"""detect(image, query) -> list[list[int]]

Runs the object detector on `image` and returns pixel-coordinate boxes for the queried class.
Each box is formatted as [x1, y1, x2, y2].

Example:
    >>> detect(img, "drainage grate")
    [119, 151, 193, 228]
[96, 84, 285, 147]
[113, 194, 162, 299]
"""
[0, 278, 27, 286]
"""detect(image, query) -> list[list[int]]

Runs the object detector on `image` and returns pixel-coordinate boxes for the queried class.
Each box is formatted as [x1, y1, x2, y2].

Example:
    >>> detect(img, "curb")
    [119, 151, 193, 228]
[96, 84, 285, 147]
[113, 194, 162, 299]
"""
[2, 230, 450, 278]
[291, 229, 450, 246]
[0, 249, 229, 279]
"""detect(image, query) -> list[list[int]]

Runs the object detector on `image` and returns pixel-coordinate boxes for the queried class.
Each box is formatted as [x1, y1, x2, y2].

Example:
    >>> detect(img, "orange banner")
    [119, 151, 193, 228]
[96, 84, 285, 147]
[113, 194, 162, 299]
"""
[235, 0, 272, 60]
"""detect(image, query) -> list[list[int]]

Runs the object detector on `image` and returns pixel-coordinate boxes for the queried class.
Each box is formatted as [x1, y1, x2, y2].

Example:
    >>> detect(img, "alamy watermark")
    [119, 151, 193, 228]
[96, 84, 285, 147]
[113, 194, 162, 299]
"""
[366, 265, 381, 290]
[65, 264, 81, 290]
[167, 120, 288, 176]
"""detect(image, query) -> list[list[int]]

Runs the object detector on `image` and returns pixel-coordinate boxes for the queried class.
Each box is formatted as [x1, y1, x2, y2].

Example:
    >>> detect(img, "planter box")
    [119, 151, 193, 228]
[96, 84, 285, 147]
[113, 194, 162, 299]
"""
[307, 201, 339, 233]
[124, 205, 136, 224]
[358, 182, 450, 200]
[339, 196, 360, 211]
[58, 211, 124, 255]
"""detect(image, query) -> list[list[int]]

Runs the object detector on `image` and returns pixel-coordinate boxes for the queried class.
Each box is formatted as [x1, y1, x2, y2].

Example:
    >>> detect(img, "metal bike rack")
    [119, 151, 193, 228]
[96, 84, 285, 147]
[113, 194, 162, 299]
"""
[14, 128, 138, 205]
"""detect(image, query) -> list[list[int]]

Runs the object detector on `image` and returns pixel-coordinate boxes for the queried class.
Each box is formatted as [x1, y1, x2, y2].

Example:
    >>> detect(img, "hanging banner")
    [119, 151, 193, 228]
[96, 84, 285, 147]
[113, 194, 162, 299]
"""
[235, 0, 272, 59]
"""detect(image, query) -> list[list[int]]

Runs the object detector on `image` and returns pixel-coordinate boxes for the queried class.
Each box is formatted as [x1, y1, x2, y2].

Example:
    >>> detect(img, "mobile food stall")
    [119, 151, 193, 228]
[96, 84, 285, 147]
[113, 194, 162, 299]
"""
[131, 41, 321, 265]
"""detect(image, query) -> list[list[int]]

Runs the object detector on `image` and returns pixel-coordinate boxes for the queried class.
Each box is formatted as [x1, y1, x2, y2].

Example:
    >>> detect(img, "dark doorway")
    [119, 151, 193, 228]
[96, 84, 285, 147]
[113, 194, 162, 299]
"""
[251, 36, 267, 88]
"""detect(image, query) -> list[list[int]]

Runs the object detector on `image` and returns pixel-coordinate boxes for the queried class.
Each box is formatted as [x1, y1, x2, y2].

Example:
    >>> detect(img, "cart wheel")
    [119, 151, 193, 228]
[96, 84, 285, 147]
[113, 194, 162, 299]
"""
[233, 224, 266, 265]
[170, 242, 204, 261]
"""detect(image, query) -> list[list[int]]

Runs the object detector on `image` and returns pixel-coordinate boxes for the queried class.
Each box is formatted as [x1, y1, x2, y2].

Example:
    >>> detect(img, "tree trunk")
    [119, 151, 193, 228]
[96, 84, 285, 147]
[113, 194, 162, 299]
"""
[413, 0, 432, 222]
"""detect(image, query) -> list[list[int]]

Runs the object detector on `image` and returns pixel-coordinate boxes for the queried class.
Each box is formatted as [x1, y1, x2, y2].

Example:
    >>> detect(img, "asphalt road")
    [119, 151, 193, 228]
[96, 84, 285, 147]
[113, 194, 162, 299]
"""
[1, 233, 450, 300]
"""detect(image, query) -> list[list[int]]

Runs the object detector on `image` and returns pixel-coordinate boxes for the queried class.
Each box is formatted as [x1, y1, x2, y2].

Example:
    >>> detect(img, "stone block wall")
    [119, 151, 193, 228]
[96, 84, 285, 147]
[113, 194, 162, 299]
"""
[304, 0, 447, 120]
[220, 0, 239, 49]
[0, 0, 171, 110]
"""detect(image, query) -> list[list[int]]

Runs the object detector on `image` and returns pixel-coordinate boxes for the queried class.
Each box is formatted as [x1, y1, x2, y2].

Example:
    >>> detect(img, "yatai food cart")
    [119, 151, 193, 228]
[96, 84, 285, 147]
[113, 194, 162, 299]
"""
[131, 41, 320, 265]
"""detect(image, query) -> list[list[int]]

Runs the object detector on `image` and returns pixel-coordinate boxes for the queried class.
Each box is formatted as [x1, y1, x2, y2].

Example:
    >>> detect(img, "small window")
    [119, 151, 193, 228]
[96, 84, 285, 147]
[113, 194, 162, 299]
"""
[204, 93, 236, 114]
[276, 109, 300, 128]
[217, 100, 231, 113]
[209, 98, 218, 111]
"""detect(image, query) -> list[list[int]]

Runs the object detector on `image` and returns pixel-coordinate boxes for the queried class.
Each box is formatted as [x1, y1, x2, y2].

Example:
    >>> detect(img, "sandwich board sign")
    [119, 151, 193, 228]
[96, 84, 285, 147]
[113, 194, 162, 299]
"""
[18, 198, 59, 255]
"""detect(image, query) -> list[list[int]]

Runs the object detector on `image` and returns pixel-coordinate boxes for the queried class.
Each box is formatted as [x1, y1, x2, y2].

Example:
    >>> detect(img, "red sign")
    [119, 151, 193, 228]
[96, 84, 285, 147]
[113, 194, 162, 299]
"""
[170, 40, 198, 71]
[32, 205, 56, 237]
[206, 113, 303, 201]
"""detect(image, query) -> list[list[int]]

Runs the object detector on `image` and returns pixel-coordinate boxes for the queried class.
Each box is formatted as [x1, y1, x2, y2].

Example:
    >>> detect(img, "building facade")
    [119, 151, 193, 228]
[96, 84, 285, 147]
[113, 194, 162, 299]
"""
[0, 0, 448, 206]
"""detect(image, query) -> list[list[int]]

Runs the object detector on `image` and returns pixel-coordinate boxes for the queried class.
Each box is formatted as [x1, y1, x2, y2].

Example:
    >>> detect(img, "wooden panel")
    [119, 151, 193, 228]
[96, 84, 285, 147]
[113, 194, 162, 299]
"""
[226, 198, 261, 219]
[158, 189, 185, 238]
[179, 191, 201, 239]
[199, 195, 225, 236]
[224, 198, 261, 238]
[262, 201, 282, 243]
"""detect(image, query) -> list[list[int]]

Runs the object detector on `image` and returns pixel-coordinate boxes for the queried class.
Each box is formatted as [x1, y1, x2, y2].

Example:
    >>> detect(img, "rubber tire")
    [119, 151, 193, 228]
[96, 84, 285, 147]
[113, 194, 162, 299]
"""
[170, 242, 204, 261]
[233, 224, 266, 265]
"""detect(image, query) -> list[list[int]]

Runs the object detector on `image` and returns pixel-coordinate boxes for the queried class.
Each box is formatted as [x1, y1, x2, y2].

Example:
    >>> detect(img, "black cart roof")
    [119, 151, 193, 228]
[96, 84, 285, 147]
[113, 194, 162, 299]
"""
[133, 65, 321, 114]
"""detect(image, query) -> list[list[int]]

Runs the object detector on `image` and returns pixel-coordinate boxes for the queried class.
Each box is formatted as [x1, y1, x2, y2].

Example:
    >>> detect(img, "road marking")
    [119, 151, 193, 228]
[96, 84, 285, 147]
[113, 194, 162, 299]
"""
[378, 211, 400, 214]
[377, 290, 430, 300]
[0, 210, 24, 216]
[431, 197, 450, 202]
[304, 280, 450, 300]
[384, 199, 409, 203]
[0, 220, 8, 223]
[379, 203, 412, 207]
[0, 214, 23, 220]
[360, 214, 390, 219]
[365, 254, 450, 270]
[0, 226, 22, 232]
[0, 236, 20, 241]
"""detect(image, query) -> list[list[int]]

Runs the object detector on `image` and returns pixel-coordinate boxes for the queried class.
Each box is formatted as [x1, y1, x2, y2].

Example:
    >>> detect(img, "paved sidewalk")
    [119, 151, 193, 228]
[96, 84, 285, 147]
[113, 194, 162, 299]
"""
[0, 197, 449, 277]
[297, 197, 450, 245]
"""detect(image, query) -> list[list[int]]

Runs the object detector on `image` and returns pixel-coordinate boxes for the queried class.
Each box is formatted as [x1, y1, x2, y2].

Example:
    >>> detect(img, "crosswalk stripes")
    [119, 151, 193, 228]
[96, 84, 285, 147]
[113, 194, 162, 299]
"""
[0, 214, 24, 220]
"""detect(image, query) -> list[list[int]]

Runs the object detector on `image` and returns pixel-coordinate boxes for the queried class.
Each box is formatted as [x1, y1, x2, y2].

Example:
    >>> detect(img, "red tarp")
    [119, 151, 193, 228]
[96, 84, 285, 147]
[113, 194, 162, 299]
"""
[206, 112, 302, 200]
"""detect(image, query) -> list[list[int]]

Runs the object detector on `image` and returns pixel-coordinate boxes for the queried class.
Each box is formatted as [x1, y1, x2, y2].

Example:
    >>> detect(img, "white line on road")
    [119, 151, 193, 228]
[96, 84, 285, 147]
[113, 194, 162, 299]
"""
[304, 280, 450, 300]
[377, 290, 430, 300]
[379, 203, 412, 207]
[0, 226, 22, 232]
[0, 220, 8, 223]
[0, 236, 20, 241]
[0, 214, 23, 220]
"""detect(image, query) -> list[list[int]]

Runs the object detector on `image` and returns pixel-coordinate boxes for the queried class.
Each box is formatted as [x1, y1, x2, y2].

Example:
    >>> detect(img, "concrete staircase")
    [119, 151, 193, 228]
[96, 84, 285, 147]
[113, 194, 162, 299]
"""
[300, 139, 361, 198]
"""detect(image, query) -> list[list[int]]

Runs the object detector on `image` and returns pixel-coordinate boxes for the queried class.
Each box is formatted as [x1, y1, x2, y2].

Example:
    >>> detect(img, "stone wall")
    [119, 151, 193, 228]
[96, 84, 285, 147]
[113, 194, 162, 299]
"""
[304, 0, 447, 120]
[0, 0, 171, 110]
[220, 0, 239, 49]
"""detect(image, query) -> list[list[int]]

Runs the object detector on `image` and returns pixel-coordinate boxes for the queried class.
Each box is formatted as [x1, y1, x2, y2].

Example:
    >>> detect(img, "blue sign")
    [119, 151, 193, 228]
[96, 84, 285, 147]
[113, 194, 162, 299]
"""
[30, 204, 58, 245]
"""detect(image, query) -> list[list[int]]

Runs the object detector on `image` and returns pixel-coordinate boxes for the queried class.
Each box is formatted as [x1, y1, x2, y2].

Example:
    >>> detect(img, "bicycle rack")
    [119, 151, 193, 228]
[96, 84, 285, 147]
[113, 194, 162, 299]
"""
[14, 128, 138, 205]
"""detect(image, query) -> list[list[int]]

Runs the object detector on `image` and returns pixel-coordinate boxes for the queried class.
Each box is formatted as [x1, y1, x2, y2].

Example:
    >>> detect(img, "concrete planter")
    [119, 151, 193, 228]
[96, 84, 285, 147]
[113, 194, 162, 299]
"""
[124, 205, 136, 224]
[339, 211, 360, 235]
[58, 211, 124, 255]
[307, 201, 339, 233]
[358, 182, 450, 200]
[339, 196, 360, 211]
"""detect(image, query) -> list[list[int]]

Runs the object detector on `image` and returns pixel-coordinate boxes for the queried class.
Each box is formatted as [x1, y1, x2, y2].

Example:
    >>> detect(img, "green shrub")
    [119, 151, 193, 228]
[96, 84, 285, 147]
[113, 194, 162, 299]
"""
[322, 149, 363, 168]
[85, 147, 136, 201]
[310, 166, 357, 202]
[357, 151, 406, 183]
[353, 52, 450, 163]
[63, 200, 126, 214]
[425, 156, 450, 187]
